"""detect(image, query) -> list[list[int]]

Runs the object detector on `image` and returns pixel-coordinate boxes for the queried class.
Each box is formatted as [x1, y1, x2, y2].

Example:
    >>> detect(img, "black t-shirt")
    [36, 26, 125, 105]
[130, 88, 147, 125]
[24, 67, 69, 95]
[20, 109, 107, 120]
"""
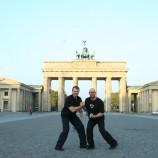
[61, 95, 82, 117]
[85, 97, 105, 120]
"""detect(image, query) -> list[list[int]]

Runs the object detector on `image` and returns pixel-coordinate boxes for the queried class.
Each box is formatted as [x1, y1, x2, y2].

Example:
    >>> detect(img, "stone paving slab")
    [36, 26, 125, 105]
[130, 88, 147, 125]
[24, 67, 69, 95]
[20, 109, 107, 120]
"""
[0, 112, 56, 123]
[0, 112, 158, 158]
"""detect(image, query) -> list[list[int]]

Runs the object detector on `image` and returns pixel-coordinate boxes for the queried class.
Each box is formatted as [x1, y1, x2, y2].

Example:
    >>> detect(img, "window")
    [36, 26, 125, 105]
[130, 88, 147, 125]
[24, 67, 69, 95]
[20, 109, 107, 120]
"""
[3, 101, 8, 110]
[4, 92, 8, 96]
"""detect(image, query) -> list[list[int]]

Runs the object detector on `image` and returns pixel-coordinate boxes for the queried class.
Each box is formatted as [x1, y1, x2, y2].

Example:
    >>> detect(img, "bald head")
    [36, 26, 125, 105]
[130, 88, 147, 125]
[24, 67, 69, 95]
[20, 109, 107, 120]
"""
[89, 88, 96, 93]
[89, 88, 97, 100]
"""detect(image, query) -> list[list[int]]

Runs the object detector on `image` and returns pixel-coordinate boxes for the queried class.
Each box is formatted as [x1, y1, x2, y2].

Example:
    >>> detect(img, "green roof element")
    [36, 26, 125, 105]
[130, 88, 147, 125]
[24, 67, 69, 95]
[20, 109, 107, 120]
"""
[127, 86, 141, 88]
[28, 85, 42, 88]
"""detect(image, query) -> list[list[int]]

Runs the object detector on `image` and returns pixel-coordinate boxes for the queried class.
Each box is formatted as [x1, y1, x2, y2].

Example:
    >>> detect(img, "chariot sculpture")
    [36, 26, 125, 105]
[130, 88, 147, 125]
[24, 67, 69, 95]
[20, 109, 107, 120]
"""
[75, 41, 95, 60]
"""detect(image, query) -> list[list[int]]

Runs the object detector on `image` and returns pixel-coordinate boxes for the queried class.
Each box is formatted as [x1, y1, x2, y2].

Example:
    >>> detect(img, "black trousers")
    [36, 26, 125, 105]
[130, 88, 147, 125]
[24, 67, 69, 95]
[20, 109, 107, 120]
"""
[55, 115, 87, 148]
[86, 117, 117, 147]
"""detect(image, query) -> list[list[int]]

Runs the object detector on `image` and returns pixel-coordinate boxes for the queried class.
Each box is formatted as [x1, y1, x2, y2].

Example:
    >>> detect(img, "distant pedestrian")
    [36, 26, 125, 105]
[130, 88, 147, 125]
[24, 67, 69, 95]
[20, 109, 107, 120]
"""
[29, 107, 32, 115]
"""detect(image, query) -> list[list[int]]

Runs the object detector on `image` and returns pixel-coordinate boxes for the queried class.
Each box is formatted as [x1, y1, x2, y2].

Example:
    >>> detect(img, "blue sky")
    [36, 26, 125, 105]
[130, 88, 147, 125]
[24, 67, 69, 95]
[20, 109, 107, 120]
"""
[0, 0, 158, 99]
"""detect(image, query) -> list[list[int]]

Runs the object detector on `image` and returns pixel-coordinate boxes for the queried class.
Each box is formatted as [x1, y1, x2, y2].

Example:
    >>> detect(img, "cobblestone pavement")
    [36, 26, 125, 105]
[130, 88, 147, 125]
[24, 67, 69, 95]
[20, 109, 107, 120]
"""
[0, 112, 158, 158]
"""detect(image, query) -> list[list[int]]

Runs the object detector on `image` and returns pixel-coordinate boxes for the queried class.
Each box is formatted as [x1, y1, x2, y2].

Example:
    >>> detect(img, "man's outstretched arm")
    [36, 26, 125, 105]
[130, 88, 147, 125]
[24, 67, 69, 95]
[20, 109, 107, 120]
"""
[69, 102, 85, 113]
[89, 113, 104, 119]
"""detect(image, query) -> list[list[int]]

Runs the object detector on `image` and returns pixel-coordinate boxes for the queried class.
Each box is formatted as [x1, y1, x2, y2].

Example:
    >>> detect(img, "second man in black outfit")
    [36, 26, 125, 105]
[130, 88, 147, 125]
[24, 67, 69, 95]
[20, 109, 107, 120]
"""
[85, 88, 118, 150]
[55, 86, 87, 151]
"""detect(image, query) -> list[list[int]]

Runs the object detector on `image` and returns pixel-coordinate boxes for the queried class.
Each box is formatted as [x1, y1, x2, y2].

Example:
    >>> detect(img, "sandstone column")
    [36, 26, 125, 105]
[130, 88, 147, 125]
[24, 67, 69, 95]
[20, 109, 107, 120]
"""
[26, 91, 29, 111]
[144, 91, 146, 112]
[38, 92, 41, 112]
[146, 91, 149, 112]
[105, 77, 111, 112]
[142, 91, 144, 112]
[91, 77, 97, 92]
[23, 91, 25, 112]
[42, 77, 48, 112]
[119, 77, 127, 112]
[149, 90, 152, 112]
[16, 88, 20, 112]
[137, 93, 140, 112]
[128, 92, 131, 113]
[21, 90, 23, 111]
[140, 92, 142, 112]
[0, 89, 2, 111]
[24, 91, 30, 110]
[58, 77, 65, 112]
[134, 94, 137, 112]
[73, 77, 78, 86]
[47, 78, 51, 112]
[25, 91, 27, 111]
[27, 92, 30, 110]
[24, 90, 27, 111]
[42, 77, 51, 112]
[29, 92, 31, 111]
[30, 92, 33, 110]
[8, 88, 12, 112]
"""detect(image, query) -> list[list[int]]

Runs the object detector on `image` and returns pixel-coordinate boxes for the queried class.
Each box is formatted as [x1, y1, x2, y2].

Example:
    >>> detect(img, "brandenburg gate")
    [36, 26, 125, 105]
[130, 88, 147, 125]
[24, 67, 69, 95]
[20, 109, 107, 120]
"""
[42, 42, 128, 112]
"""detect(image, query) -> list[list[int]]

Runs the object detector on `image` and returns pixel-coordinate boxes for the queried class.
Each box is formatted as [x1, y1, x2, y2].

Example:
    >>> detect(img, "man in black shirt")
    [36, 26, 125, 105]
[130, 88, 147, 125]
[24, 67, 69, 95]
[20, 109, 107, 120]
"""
[85, 88, 118, 150]
[55, 86, 87, 151]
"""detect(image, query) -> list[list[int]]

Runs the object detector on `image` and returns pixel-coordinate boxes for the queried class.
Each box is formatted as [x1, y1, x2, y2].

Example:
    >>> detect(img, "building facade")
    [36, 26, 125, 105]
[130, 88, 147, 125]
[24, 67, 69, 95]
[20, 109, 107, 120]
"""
[127, 81, 158, 113]
[0, 78, 42, 112]
[42, 60, 128, 112]
[1, 70, 158, 113]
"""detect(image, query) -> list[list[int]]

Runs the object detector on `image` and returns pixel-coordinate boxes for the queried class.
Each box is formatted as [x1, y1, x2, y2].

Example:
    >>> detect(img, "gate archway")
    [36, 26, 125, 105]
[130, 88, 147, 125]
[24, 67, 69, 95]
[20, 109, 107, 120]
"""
[42, 60, 128, 112]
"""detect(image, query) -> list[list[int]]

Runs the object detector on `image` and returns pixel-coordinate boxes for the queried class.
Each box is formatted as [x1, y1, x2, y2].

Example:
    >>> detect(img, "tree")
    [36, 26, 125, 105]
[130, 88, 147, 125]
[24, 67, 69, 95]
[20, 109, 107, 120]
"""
[111, 92, 119, 111]
[51, 90, 58, 109]
[51, 90, 67, 111]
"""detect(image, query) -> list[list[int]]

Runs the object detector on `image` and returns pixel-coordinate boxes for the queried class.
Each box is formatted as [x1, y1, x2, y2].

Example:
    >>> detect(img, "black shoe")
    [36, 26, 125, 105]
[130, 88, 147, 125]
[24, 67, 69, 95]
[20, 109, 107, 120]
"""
[80, 144, 88, 148]
[86, 146, 95, 150]
[55, 147, 64, 151]
[109, 143, 118, 149]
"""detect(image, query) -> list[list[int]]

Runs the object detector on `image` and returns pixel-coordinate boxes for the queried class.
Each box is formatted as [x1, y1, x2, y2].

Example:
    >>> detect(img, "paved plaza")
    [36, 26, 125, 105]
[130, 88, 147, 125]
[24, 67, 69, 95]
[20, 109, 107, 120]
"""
[0, 112, 158, 158]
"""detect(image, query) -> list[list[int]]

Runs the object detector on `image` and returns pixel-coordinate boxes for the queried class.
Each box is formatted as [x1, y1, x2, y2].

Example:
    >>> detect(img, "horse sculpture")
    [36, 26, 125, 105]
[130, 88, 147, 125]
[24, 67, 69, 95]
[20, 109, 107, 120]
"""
[76, 51, 80, 59]
[75, 41, 95, 60]
[81, 47, 90, 60]
[81, 53, 89, 59]
[90, 52, 95, 60]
